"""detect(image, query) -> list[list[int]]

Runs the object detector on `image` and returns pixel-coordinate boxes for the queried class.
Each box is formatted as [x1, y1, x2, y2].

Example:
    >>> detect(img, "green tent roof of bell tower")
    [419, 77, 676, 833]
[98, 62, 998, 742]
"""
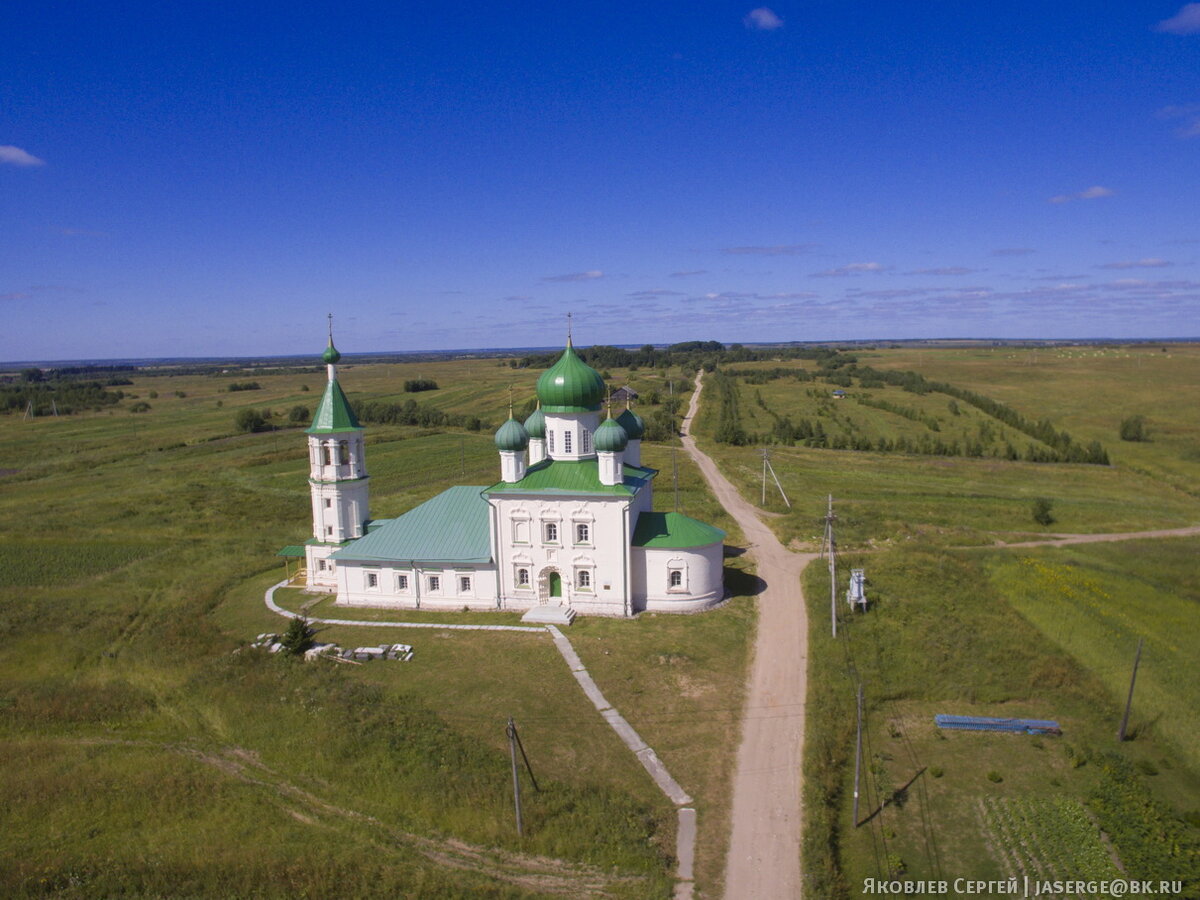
[306, 377, 361, 433]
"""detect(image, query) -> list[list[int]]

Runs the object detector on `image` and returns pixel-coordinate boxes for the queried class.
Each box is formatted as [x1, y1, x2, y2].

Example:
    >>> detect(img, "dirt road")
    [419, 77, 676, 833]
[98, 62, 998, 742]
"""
[679, 374, 813, 900]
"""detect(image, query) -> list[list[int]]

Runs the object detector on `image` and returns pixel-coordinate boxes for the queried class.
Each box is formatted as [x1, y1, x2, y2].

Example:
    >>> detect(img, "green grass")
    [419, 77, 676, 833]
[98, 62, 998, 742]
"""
[0, 356, 742, 898]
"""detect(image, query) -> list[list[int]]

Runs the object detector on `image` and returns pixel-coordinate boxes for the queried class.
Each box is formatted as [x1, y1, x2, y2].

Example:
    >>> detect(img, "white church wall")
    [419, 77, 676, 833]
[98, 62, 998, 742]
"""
[336, 563, 499, 610]
[631, 542, 725, 613]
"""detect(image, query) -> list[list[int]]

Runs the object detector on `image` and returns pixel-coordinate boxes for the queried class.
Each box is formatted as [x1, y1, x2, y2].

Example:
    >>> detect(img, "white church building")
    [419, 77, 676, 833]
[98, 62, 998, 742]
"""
[294, 332, 725, 620]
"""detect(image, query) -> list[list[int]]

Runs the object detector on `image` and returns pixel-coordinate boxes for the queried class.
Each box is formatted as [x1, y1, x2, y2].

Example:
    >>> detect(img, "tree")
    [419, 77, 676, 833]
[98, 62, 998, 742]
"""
[1119, 415, 1147, 442]
[1031, 497, 1055, 526]
[288, 405, 310, 424]
[235, 408, 266, 433]
[279, 617, 314, 656]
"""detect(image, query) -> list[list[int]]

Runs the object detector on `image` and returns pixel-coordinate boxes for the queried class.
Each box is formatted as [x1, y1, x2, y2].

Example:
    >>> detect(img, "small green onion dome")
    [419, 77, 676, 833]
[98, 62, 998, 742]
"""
[594, 417, 628, 452]
[321, 341, 342, 365]
[615, 407, 645, 440]
[523, 406, 547, 439]
[494, 416, 529, 452]
[535, 340, 606, 412]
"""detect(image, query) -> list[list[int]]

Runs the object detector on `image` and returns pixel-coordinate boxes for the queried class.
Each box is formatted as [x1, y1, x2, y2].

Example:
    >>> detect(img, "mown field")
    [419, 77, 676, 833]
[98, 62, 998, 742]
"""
[0, 353, 746, 899]
[682, 342, 1200, 898]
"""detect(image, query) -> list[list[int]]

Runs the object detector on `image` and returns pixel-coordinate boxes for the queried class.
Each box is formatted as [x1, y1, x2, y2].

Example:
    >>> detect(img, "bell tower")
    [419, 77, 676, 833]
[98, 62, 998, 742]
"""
[304, 317, 370, 588]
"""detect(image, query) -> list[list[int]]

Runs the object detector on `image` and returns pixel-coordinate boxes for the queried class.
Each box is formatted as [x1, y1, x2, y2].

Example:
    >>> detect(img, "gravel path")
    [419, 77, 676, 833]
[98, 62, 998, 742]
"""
[679, 375, 813, 900]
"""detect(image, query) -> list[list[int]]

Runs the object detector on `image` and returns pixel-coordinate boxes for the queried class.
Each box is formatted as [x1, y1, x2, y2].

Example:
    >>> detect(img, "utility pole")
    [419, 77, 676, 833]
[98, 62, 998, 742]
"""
[853, 682, 864, 825]
[1117, 638, 1144, 742]
[507, 717, 524, 836]
[762, 448, 768, 505]
[506, 717, 539, 836]
[822, 495, 837, 637]
[460, 436, 466, 477]
[672, 448, 680, 512]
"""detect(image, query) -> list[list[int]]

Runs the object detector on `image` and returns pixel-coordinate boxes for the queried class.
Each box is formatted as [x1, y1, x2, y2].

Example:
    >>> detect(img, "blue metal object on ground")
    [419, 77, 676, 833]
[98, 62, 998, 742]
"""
[935, 714, 1061, 735]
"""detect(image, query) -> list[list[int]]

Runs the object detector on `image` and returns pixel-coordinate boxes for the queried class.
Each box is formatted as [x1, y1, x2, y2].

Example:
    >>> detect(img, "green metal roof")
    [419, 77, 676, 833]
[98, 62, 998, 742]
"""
[276, 545, 306, 557]
[616, 407, 645, 440]
[321, 339, 342, 365]
[594, 416, 629, 451]
[494, 416, 530, 451]
[523, 406, 546, 439]
[632, 511, 725, 549]
[536, 340, 607, 412]
[306, 377, 361, 434]
[331, 485, 492, 564]
[485, 458, 654, 497]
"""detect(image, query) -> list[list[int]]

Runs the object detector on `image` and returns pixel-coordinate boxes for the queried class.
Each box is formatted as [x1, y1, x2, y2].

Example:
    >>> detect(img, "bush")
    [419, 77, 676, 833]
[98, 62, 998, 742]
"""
[226, 381, 261, 392]
[986, 770, 1003, 783]
[288, 405, 310, 424]
[128, 402, 151, 413]
[1032, 497, 1055, 525]
[279, 617, 314, 656]
[929, 766, 944, 778]
[235, 408, 266, 433]
[403, 379, 438, 393]
[1119, 415, 1148, 442]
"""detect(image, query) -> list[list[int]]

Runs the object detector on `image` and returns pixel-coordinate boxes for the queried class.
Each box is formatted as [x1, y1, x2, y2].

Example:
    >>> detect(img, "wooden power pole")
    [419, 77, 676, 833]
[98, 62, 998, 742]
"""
[1117, 638, 1144, 742]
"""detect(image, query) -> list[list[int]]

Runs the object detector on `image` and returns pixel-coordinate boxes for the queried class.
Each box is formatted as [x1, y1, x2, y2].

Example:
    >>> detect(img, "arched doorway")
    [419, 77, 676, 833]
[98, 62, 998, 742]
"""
[537, 567, 564, 605]
[548, 571, 562, 598]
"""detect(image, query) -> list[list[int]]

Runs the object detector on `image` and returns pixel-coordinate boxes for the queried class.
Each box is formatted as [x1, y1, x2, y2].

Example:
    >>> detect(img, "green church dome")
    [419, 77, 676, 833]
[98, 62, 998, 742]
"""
[523, 406, 546, 439]
[594, 417, 628, 452]
[615, 407, 645, 440]
[322, 340, 342, 365]
[494, 416, 530, 452]
[536, 340, 606, 412]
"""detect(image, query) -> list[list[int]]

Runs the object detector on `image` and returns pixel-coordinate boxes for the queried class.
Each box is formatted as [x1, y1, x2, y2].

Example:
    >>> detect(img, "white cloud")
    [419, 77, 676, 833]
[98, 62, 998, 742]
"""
[744, 7, 784, 30]
[1157, 104, 1200, 137]
[1155, 3, 1200, 34]
[1095, 258, 1172, 270]
[541, 270, 604, 283]
[1049, 185, 1114, 204]
[0, 145, 45, 167]
[811, 262, 886, 277]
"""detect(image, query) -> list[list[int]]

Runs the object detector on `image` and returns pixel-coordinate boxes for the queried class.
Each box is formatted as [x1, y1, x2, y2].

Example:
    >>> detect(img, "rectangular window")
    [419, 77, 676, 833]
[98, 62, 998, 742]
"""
[428, 576, 441, 592]
[544, 522, 558, 543]
[547, 431, 555, 453]
[317, 559, 327, 571]
[324, 498, 332, 508]
[397, 574, 409, 591]
[326, 526, 333, 536]
[575, 523, 589, 544]
[366, 572, 378, 588]
[459, 576, 472, 593]
[581, 429, 591, 454]
[563, 430, 573, 453]
[512, 519, 529, 543]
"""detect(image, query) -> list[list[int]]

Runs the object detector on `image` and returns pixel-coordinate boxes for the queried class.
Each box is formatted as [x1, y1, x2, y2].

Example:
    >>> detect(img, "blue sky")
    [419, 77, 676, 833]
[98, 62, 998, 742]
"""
[3, 2, 1199, 361]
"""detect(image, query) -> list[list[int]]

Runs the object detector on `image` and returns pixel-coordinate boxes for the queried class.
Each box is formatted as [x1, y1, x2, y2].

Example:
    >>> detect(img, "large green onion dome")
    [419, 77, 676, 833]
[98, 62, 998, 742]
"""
[523, 405, 547, 439]
[594, 416, 629, 452]
[536, 340, 606, 412]
[615, 407, 645, 440]
[321, 339, 342, 365]
[494, 416, 529, 452]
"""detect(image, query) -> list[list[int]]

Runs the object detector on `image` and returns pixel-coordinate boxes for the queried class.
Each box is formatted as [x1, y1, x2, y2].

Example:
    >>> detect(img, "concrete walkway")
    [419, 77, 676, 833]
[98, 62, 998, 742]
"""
[679, 375, 813, 900]
[264, 582, 699, 897]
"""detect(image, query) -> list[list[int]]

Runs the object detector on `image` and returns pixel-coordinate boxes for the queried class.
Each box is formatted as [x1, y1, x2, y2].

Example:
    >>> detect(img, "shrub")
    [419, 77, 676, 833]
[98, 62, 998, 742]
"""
[1119, 415, 1148, 442]
[235, 408, 266, 433]
[1032, 497, 1055, 525]
[929, 766, 944, 778]
[403, 379, 438, 393]
[128, 402, 151, 413]
[288, 405, 310, 424]
[279, 617, 314, 656]
[987, 770, 1003, 783]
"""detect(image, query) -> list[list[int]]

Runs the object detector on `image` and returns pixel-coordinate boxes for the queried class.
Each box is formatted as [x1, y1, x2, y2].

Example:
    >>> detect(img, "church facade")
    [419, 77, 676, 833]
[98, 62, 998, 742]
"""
[299, 333, 725, 619]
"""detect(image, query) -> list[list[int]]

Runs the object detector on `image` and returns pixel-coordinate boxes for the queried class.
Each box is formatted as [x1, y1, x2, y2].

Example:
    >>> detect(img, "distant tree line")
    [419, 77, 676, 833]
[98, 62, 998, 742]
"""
[225, 381, 262, 392]
[509, 342, 856, 374]
[403, 379, 438, 393]
[354, 398, 486, 432]
[0, 380, 126, 416]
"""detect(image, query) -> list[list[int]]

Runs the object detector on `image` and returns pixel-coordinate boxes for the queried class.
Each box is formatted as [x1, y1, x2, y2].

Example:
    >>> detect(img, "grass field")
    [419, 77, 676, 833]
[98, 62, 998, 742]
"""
[4, 341, 1200, 898]
[0, 355, 735, 899]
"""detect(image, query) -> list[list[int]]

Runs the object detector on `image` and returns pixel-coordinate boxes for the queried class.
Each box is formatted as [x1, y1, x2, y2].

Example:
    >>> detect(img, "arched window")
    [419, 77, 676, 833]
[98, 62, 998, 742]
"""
[322, 444, 332, 465]
[517, 568, 530, 587]
[669, 570, 683, 588]
[575, 523, 589, 544]
[577, 569, 591, 588]
[544, 522, 558, 543]
[338, 441, 350, 465]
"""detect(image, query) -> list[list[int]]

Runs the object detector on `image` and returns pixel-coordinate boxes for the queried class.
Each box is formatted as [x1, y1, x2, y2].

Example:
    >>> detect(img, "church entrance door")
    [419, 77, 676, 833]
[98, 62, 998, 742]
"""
[548, 571, 562, 598]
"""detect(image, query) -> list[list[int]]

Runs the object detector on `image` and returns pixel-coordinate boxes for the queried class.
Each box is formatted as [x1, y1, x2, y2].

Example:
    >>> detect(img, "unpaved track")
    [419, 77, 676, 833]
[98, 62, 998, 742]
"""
[679, 375, 813, 900]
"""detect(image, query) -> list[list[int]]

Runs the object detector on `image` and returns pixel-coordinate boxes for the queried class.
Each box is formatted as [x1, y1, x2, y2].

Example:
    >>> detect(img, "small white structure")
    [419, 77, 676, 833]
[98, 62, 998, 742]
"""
[846, 568, 867, 611]
[289, 329, 725, 619]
